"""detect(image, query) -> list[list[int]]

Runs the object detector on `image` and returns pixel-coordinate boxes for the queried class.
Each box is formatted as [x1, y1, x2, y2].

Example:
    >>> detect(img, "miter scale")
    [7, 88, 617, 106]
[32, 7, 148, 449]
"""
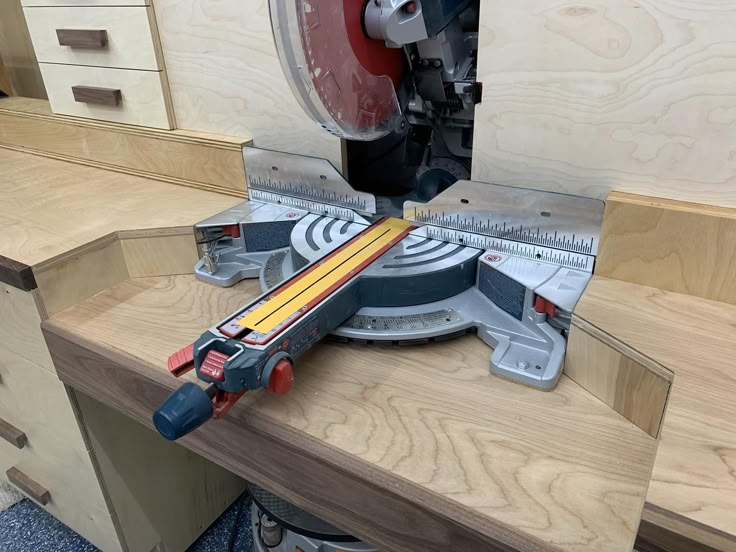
[152, 148, 603, 441]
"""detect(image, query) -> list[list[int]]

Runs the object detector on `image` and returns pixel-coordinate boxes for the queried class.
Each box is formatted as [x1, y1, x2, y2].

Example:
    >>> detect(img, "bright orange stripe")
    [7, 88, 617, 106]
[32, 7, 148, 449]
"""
[238, 218, 411, 334]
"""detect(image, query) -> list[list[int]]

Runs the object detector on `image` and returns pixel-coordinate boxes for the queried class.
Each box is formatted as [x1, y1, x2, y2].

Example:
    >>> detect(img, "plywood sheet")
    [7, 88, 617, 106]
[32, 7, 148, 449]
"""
[0, 148, 239, 268]
[595, 192, 736, 304]
[472, 1, 736, 208]
[153, 0, 343, 170]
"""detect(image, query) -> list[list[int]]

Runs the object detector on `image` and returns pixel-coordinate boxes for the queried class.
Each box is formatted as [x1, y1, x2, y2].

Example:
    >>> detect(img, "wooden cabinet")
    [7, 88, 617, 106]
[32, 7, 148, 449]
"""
[24, 6, 162, 70]
[38, 63, 172, 128]
[23, 3, 174, 128]
[0, 148, 247, 552]
[0, 347, 122, 551]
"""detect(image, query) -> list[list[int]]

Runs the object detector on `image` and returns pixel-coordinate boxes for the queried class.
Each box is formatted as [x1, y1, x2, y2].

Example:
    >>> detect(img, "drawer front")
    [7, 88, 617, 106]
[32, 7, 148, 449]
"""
[0, 450, 122, 552]
[24, 6, 161, 70]
[0, 282, 54, 373]
[39, 63, 173, 128]
[22, 0, 147, 6]
[0, 346, 109, 512]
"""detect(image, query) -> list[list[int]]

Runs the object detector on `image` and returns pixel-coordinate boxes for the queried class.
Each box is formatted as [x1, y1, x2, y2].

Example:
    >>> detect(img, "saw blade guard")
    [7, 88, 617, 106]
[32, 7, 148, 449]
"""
[270, 0, 405, 140]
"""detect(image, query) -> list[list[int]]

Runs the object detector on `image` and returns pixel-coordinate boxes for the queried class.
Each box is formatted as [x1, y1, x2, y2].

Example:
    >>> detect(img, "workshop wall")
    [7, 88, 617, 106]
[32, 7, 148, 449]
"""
[472, 0, 736, 209]
[153, 0, 343, 170]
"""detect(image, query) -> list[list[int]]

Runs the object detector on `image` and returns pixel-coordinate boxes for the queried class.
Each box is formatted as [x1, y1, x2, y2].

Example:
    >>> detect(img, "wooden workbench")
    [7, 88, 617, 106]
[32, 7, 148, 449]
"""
[3, 146, 733, 552]
[0, 147, 247, 551]
[578, 278, 736, 552]
[41, 271, 736, 552]
[43, 273, 660, 552]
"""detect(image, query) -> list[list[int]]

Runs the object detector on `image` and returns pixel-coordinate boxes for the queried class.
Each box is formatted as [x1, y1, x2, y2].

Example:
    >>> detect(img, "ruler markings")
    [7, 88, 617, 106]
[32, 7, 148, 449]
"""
[425, 227, 595, 272]
[248, 175, 368, 211]
[249, 190, 356, 221]
[412, 208, 598, 255]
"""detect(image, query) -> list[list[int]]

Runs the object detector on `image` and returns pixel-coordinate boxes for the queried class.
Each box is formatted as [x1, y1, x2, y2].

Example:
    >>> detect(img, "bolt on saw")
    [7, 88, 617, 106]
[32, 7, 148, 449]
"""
[152, 0, 605, 441]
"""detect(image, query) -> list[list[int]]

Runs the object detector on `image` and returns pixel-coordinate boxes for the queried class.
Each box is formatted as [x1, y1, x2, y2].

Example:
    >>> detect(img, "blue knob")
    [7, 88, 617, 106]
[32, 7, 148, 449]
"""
[153, 383, 213, 440]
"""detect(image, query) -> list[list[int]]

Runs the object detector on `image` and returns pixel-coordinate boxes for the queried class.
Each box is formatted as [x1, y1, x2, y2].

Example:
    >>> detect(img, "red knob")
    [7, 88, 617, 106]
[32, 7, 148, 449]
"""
[267, 359, 294, 394]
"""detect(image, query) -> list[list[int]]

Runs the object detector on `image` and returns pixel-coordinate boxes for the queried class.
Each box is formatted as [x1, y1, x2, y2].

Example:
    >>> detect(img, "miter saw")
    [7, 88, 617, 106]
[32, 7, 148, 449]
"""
[153, 148, 603, 441]
[151, 1, 605, 441]
[271, 0, 480, 193]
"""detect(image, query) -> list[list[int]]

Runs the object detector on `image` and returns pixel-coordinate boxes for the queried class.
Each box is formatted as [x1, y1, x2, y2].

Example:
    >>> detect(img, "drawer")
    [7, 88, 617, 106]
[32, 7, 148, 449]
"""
[22, 0, 147, 6]
[0, 345, 109, 513]
[24, 6, 162, 70]
[0, 282, 54, 372]
[0, 453, 121, 552]
[39, 63, 174, 128]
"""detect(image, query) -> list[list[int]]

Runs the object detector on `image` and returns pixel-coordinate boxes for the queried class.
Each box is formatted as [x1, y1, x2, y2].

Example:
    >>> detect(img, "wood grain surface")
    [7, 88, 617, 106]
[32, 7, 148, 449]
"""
[25, 6, 161, 70]
[22, 0, 147, 5]
[0, 254, 36, 290]
[595, 192, 736, 305]
[0, 54, 12, 95]
[0, 417, 27, 449]
[39, 63, 173, 128]
[472, 1, 736, 208]
[0, 0, 46, 98]
[0, 147, 239, 268]
[153, 0, 343, 169]
[44, 274, 660, 552]
[0, 97, 250, 196]
[71, 85, 121, 106]
[576, 277, 736, 550]
[74, 391, 245, 552]
[6, 466, 50, 505]
[0, 345, 110, 512]
[565, 318, 672, 438]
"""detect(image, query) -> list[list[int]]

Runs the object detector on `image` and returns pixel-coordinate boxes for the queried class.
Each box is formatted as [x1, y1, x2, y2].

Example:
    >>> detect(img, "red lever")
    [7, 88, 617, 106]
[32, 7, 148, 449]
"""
[167, 343, 194, 377]
[199, 350, 228, 382]
[212, 389, 247, 419]
[267, 359, 294, 394]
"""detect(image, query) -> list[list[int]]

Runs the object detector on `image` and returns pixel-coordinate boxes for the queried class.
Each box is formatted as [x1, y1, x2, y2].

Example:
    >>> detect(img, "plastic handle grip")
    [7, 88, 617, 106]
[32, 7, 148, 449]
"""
[153, 382, 213, 441]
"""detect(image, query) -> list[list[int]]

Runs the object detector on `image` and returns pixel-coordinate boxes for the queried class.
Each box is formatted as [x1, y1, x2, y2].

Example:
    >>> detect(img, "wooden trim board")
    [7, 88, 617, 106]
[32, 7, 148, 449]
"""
[0, 254, 36, 291]
[565, 317, 673, 438]
[0, 97, 251, 197]
[33, 229, 198, 319]
[595, 192, 736, 305]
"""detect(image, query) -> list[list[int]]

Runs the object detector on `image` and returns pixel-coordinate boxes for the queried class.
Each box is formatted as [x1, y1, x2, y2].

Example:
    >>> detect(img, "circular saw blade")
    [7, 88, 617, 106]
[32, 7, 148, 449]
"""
[270, 0, 406, 140]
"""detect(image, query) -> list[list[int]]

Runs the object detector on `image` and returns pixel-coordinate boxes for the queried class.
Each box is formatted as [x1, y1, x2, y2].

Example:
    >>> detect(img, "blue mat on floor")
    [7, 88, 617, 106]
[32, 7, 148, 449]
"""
[0, 494, 253, 552]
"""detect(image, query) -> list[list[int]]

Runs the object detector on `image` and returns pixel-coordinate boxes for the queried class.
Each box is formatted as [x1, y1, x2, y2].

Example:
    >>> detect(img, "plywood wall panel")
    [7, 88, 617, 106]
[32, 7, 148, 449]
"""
[153, 0, 343, 170]
[472, 0, 736, 208]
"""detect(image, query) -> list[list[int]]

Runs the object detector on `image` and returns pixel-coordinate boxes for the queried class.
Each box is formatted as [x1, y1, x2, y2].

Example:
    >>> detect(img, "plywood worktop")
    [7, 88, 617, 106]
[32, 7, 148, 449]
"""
[0, 147, 239, 271]
[577, 278, 736, 552]
[43, 274, 660, 552]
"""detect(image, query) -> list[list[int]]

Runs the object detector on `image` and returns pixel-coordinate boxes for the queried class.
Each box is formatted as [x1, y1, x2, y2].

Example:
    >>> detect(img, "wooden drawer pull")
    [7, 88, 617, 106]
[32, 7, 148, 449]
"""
[0, 417, 27, 449]
[56, 29, 108, 49]
[72, 85, 122, 107]
[6, 467, 50, 505]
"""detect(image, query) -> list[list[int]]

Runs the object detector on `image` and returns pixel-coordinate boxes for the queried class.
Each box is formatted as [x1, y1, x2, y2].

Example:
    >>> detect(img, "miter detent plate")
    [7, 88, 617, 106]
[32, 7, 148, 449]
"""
[270, 0, 405, 140]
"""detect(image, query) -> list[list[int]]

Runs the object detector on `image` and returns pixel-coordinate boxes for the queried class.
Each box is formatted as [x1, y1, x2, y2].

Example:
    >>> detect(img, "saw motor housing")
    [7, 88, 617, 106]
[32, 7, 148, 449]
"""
[271, 0, 480, 195]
